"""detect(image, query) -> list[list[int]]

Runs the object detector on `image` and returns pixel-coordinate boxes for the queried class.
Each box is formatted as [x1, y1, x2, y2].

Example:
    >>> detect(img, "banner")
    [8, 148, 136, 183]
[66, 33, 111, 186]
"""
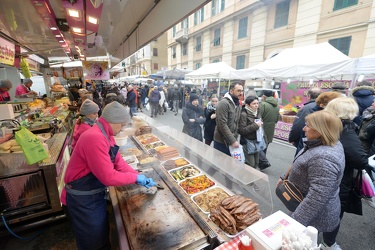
[0, 37, 15, 66]
[83, 61, 109, 80]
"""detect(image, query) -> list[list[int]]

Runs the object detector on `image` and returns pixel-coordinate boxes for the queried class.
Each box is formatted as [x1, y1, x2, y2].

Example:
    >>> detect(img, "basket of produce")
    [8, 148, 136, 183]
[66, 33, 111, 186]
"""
[179, 175, 215, 195]
[169, 165, 201, 182]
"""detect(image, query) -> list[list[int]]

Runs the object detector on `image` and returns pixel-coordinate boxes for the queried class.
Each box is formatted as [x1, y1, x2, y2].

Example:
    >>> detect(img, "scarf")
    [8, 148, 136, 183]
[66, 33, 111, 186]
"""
[245, 106, 258, 117]
[229, 93, 240, 106]
[206, 101, 216, 112]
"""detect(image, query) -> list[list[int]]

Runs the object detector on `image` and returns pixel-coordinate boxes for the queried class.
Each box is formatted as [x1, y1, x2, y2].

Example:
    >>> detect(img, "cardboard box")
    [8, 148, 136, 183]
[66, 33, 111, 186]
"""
[246, 211, 306, 250]
[0, 104, 15, 119]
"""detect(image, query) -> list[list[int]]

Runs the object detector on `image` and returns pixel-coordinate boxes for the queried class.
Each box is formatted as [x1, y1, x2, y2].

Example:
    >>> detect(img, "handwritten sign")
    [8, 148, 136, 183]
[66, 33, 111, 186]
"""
[0, 37, 15, 66]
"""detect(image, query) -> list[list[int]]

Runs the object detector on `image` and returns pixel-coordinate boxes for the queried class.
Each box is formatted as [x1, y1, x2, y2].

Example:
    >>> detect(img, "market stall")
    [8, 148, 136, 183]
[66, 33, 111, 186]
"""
[109, 114, 273, 249]
[0, 95, 75, 235]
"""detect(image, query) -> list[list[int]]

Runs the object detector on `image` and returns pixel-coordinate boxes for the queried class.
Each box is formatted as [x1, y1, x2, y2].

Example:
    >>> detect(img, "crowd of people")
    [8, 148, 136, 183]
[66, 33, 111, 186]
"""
[3, 76, 375, 250]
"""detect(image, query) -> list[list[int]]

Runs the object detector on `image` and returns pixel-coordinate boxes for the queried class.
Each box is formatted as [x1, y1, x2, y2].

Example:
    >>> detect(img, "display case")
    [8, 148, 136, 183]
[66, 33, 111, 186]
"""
[0, 132, 70, 236]
[111, 114, 273, 250]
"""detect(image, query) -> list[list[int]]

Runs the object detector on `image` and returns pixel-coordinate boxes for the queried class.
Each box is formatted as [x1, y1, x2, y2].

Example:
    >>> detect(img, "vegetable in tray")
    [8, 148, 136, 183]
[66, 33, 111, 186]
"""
[179, 175, 215, 195]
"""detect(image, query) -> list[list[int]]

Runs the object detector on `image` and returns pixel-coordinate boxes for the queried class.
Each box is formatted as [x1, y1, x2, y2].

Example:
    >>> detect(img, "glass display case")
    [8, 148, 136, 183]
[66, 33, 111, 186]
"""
[111, 114, 273, 249]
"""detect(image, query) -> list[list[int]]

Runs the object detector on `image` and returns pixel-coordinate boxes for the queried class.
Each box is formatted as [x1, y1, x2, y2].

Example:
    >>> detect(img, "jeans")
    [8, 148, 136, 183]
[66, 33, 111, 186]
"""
[130, 106, 137, 116]
[173, 100, 180, 114]
[150, 102, 158, 117]
[213, 141, 230, 156]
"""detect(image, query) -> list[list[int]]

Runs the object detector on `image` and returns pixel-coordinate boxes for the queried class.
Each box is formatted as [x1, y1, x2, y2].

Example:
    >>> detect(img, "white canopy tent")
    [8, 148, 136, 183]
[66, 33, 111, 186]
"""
[152, 68, 193, 80]
[185, 62, 237, 94]
[354, 54, 375, 75]
[230, 42, 355, 81]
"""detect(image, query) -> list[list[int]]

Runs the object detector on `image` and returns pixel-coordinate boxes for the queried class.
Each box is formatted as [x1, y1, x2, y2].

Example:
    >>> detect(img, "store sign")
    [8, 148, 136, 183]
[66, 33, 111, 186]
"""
[0, 37, 15, 66]
[274, 121, 293, 141]
[83, 61, 110, 80]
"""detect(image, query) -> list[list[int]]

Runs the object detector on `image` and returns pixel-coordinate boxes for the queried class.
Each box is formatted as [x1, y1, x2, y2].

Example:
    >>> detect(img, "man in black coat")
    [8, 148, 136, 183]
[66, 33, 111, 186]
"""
[288, 87, 322, 147]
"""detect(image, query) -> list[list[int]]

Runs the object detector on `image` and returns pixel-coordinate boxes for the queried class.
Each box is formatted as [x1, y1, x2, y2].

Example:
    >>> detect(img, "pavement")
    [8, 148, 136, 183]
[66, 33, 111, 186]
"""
[1, 106, 375, 249]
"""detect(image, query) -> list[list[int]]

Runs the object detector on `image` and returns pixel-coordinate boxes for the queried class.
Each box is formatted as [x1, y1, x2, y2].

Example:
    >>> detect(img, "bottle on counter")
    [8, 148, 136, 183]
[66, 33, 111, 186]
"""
[238, 235, 254, 250]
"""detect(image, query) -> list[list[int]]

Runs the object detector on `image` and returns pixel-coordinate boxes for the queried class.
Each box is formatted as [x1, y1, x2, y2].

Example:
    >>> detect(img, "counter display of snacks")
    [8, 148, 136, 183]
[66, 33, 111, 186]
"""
[192, 187, 230, 214]
[179, 174, 215, 195]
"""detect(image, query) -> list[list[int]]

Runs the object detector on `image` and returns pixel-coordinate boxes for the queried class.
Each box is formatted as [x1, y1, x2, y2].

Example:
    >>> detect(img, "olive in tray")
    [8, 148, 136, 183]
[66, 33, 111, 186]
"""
[169, 165, 201, 181]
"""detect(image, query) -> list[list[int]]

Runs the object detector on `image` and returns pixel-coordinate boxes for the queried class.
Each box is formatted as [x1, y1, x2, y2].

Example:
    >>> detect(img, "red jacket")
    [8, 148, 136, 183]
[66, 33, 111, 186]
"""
[61, 117, 138, 204]
[70, 121, 91, 151]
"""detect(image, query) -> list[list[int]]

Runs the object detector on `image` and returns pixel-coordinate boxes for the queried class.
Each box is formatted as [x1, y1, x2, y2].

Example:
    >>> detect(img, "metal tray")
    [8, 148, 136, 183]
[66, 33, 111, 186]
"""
[161, 156, 191, 171]
[191, 186, 230, 214]
[178, 174, 216, 196]
[168, 164, 201, 182]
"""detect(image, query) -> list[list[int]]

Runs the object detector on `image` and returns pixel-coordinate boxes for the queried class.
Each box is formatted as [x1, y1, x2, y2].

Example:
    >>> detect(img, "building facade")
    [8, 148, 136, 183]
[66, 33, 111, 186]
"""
[120, 33, 168, 77]
[167, 0, 375, 85]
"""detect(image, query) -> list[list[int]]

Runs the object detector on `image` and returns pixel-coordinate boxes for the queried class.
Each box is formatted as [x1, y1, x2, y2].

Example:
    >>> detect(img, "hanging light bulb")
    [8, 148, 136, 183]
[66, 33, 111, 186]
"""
[309, 79, 313, 85]
[271, 80, 275, 86]
[287, 78, 291, 84]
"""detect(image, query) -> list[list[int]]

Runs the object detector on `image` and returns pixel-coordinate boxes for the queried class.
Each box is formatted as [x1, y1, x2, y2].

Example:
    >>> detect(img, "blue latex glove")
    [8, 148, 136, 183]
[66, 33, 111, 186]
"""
[136, 175, 156, 188]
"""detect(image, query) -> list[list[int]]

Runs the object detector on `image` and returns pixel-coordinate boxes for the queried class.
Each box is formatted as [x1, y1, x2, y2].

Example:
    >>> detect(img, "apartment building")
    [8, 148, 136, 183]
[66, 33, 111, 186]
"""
[167, 0, 375, 85]
[119, 33, 168, 77]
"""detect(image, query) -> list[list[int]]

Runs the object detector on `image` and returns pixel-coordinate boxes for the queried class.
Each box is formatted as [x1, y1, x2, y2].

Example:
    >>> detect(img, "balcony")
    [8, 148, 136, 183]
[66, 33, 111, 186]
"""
[175, 28, 189, 43]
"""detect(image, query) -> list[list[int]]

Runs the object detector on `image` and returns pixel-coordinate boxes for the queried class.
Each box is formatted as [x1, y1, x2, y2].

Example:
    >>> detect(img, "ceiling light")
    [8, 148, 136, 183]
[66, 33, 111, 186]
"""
[287, 78, 291, 84]
[55, 34, 61, 37]
[50, 27, 58, 30]
[59, 40, 65, 43]
[72, 27, 82, 33]
[309, 79, 313, 85]
[88, 16, 98, 25]
[68, 9, 80, 18]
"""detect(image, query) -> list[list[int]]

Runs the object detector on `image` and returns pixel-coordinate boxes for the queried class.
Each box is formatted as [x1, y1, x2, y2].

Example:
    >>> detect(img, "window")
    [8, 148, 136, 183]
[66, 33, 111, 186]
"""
[194, 7, 205, 25]
[236, 55, 246, 69]
[172, 46, 176, 58]
[182, 43, 187, 56]
[238, 16, 248, 39]
[196, 36, 201, 52]
[213, 59, 220, 63]
[172, 26, 176, 37]
[333, 0, 358, 11]
[153, 48, 158, 56]
[181, 18, 189, 29]
[274, 0, 290, 29]
[195, 62, 201, 69]
[213, 28, 221, 46]
[212, 0, 225, 16]
[329, 36, 351, 55]
[154, 63, 158, 70]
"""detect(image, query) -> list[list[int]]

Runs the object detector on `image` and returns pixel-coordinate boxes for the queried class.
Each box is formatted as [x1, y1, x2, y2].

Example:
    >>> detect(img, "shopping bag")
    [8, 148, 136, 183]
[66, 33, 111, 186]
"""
[229, 144, 245, 163]
[145, 103, 150, 111]
[15, 126, 49, 165]
[355, 169, 375, 198]
[145, 97, 149, 104]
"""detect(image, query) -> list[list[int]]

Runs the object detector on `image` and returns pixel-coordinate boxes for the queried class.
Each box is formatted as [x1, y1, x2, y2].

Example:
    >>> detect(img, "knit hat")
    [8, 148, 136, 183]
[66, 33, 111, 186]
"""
[189, 93, 199, 102]
[80, 99, 99, 115]
[331, 82, 347, 90]
[101, 101, 130, 124]
[23, 78, 32, 84]
[0, 79, 12, 88]
[262, 90, 273, 97]
[106, 93, 117, 98]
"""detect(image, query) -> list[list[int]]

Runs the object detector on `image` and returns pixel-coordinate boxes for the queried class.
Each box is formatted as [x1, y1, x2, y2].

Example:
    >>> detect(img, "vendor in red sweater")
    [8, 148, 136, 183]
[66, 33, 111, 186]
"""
[61, 101, 156, 250]
[71, 99, 99, 151]
[0, 79, 12, 102]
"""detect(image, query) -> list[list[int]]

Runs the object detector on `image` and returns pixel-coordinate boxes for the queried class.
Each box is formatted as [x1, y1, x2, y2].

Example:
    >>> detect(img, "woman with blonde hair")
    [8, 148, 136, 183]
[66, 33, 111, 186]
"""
[278, 110, 345, 250]
[323, 97, 369, 249]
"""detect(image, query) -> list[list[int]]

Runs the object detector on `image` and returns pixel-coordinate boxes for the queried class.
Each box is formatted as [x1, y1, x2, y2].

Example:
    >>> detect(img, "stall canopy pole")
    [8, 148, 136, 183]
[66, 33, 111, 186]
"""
[217, 77, 221, 97]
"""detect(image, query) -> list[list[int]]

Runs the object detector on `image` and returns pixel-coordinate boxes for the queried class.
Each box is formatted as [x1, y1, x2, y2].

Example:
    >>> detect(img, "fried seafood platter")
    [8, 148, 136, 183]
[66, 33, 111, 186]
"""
[209, 195, 262, 236]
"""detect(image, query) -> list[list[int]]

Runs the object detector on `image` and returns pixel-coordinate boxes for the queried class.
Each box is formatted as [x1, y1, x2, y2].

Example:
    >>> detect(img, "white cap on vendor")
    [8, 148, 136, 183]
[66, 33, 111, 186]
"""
[101, 101, 130, 124]
[79, 99, 99, 115]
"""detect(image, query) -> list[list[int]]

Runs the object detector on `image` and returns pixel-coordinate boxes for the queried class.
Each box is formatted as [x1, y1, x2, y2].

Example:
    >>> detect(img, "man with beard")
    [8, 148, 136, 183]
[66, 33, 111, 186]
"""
[213, 83, 243, 156]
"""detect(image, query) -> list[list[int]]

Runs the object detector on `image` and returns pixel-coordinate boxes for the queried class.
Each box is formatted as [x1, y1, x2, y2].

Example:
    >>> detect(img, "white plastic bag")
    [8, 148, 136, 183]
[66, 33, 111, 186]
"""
[229, 144, 245, 163]
[145, 97, 149, 104]
[145, 103, 150, 111]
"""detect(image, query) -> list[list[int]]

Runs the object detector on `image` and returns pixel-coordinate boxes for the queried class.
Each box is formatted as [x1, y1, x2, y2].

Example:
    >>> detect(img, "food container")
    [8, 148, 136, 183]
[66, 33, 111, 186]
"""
[168, 165, 201, 182]
[122, 155, 139, 169]
[162, 157, 190, 171]
[208, 214, 261, 238]
[178, 175, 215, 195]
[191, 187, 230, 214]
[114, 135, 128, 146]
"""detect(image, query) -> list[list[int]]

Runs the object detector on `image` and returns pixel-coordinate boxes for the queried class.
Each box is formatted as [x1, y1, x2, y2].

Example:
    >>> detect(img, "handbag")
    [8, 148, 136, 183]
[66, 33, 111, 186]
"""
[15, 126, 49, 165]
[245, 137, 267, 154]
[275, 165, 304, 212]
[355, 169, 375, 198]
